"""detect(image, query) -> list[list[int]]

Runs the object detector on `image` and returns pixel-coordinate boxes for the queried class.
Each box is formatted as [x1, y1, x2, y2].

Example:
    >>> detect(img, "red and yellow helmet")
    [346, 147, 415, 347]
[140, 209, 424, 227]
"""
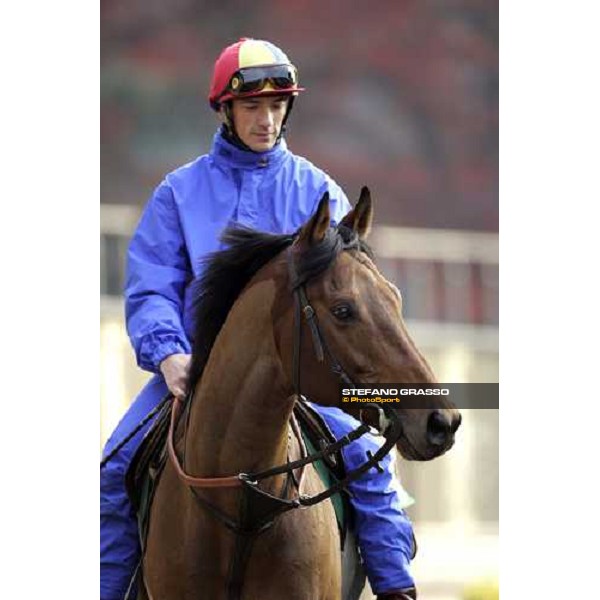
[209, 38, 305, 111]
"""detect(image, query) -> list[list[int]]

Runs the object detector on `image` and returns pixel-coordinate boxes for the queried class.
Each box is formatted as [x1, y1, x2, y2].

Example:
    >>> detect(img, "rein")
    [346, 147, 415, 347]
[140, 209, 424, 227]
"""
[100, 394, 172, 470]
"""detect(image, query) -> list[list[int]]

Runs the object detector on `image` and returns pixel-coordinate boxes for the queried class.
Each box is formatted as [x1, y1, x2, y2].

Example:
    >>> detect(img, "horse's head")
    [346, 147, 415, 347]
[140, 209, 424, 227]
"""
[274, 188, 461, 461]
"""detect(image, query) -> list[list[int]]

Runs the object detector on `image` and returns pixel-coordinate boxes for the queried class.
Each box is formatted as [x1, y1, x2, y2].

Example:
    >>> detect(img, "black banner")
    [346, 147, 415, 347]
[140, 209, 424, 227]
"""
[338, 383, 499, 409]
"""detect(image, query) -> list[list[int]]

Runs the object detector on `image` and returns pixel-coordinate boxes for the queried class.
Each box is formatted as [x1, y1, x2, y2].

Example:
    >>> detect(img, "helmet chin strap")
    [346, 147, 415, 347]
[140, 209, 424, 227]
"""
[221, 96, 296, 152]
[279, 96, 295, 140]
[222, 102, 253, 151]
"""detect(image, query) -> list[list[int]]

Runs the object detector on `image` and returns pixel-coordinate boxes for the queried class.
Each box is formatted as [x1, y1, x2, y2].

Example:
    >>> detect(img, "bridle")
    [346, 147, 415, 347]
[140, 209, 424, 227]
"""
[165, 237, 404, 600]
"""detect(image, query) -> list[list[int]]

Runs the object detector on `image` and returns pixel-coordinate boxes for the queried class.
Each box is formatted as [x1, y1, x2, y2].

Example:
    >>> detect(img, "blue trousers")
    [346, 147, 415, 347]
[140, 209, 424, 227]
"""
[100, 376, 415, 599]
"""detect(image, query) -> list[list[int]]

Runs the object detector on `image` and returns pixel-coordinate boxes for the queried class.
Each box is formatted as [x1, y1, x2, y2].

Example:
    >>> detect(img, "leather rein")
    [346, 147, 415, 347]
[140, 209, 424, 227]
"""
[165, 243, 404, 599]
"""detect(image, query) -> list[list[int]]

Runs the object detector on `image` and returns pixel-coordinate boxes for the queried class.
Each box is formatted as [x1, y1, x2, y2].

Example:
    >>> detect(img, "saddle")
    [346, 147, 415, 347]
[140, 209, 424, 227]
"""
[125, 398, 173, 550]
[125, 399, 351, 552]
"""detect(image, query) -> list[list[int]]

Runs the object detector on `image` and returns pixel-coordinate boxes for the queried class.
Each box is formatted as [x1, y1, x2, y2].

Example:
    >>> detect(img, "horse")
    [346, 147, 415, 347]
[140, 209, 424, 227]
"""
[137, 187, 461, 600]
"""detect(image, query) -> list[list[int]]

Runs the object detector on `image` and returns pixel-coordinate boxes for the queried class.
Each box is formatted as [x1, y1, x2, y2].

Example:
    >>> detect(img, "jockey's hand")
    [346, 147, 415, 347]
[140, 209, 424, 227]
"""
[377, 589, 417, 600]
[159, 353, 191, 400]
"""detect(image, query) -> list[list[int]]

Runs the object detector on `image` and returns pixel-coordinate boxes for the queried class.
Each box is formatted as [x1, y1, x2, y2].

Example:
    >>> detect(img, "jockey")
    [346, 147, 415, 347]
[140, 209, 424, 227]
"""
[100, 38, 417, 600]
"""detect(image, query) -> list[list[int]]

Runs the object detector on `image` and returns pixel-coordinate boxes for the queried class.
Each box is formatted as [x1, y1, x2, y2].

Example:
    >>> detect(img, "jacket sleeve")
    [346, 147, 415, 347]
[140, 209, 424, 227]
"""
[124, 181, 192, 373]
[342, 438, 416, 593]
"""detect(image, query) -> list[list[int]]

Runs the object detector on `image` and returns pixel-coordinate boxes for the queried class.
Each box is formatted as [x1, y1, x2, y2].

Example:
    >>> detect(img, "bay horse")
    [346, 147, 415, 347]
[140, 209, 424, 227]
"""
[138, 187, 461, 600]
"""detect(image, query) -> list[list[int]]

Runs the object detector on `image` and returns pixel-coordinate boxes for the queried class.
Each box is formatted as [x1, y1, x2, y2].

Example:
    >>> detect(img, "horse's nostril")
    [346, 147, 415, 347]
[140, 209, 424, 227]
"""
[427, 410, 451, 447]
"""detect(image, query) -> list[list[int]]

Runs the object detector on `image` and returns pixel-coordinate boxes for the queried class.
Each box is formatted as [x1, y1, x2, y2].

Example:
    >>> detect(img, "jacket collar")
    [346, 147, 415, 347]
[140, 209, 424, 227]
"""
[209, 127, 289, 170]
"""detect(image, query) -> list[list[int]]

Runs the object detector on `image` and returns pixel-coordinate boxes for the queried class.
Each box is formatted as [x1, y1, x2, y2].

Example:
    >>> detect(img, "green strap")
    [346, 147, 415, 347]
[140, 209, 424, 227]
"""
[301, 432, 346, 533]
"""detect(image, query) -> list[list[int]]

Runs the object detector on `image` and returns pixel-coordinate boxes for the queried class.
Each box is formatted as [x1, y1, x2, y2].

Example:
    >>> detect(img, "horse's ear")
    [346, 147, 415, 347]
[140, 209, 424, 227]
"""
[296, 192, 331, 245]
[339, 186, 373, 239]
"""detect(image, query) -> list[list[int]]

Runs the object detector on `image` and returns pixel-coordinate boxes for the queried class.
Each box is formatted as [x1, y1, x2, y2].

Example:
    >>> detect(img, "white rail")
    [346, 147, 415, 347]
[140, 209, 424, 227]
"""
[100, 205, 499, 264]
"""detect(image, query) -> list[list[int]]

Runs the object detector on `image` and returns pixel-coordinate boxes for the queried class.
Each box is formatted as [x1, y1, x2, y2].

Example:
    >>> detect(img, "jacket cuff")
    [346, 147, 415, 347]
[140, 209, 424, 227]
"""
[138, 338, 191, 373]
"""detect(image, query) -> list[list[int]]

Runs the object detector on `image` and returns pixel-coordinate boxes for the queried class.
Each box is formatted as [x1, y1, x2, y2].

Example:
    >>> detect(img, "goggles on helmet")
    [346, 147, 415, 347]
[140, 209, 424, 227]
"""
[226, 64, 298, 97]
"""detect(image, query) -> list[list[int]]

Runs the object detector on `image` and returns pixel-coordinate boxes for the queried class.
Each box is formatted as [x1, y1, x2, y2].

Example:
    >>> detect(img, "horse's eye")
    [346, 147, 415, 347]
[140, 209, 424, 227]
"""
[331, 303, 355, 321]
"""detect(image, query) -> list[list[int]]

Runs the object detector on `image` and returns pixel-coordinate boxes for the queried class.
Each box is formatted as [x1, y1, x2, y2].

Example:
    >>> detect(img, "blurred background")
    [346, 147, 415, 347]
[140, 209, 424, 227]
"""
[100, 1, 498, 599]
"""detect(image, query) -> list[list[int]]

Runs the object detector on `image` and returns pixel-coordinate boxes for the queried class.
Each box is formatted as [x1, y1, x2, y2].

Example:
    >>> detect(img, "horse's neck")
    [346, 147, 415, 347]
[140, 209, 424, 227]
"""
[184, 278, 293, 479]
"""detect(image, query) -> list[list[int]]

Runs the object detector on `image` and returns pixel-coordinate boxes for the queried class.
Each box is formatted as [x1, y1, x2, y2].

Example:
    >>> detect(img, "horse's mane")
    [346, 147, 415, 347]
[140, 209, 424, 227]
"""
[186, 224, 373, 392]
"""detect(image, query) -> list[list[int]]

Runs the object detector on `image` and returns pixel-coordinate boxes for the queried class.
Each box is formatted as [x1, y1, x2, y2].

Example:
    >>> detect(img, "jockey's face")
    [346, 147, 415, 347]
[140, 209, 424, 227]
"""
[228, 95, 289, 152]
